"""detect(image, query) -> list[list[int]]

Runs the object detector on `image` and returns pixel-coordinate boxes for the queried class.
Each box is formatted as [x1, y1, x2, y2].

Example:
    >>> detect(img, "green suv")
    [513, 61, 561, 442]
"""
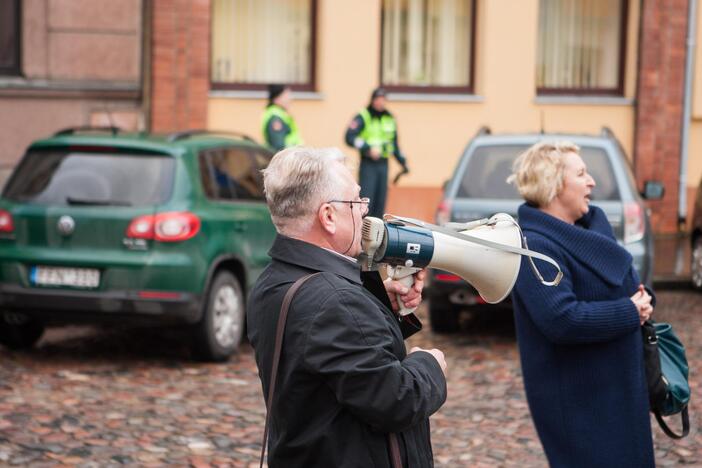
[0, 128, 277, 361]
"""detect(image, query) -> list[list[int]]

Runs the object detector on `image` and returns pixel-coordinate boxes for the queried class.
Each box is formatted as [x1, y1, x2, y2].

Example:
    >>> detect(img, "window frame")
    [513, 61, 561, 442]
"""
[0, 0, 22, 76]
[536, 0, 629, 96]
[379, 0, 478, 94]
[209, 0, 318, 92]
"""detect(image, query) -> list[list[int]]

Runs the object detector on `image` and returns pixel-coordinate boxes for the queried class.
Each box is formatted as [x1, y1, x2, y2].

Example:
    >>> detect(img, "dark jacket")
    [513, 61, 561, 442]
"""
[247, 235, 446, 467]
[263, 115, 289, 152]
[511, 204, 654, 468]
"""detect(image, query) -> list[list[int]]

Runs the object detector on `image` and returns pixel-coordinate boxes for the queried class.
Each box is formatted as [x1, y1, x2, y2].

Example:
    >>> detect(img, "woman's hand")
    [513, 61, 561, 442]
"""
[630, 284, 654, 325]
[384, 269, 427, 312]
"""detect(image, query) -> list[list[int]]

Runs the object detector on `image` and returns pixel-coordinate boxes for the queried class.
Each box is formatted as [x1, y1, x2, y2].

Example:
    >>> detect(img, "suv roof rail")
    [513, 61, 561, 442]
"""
[54, 126, 121, 137]
[475, 126, 491, 137]
[600, 126, 616, 139]
[166, 129, 257, 143]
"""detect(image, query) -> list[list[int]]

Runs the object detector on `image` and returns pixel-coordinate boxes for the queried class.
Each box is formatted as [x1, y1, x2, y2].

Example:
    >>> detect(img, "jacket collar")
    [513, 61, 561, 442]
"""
[365, 104, 391, 118]
[518, 203, 632, 286]
[268, 234, 363, 285]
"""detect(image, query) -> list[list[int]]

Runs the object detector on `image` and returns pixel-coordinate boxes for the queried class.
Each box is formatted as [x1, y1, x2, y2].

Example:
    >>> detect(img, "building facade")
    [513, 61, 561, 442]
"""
[0, 0, 146, 184]
[2, 0, 701, 234]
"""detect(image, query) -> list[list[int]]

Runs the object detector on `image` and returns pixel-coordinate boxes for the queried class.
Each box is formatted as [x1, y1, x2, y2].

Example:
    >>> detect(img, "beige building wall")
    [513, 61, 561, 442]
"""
[208, 0, 641, 220]
[688, 0, 702, 220]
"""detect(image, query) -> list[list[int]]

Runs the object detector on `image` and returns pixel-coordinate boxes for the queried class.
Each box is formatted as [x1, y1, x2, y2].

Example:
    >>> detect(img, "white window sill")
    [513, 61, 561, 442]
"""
[0, 77, 138, 91]
[209, 89, 325, 100]
[0, 77, 139, 98]
[386, 92, 484, 103]
[535, 95, 633, 106]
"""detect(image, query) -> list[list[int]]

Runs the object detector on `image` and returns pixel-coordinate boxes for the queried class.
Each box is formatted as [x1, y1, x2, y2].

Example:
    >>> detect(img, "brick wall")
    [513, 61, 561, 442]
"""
[634, 0, 690, 233]
[150, 0, 210, 132]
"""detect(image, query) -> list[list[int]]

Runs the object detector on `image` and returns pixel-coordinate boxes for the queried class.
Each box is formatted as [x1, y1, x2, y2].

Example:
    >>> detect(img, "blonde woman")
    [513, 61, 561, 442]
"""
[508, 141, 655, 468]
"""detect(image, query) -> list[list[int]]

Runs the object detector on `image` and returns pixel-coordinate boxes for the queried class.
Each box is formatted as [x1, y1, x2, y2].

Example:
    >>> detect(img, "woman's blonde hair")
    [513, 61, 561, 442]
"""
[506, 141, 580, 207]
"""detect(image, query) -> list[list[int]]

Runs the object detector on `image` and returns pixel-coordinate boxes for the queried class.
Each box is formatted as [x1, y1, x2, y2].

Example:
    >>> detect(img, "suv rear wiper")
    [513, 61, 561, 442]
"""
[66, 197, 132, 206]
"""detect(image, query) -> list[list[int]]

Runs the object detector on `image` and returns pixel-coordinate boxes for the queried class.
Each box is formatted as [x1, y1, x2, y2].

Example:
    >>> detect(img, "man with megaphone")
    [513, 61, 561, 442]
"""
[247, 146, 447, 468]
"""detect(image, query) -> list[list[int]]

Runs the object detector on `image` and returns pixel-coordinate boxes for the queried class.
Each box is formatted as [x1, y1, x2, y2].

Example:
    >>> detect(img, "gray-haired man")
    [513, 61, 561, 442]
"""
[247, 147, 447, 467]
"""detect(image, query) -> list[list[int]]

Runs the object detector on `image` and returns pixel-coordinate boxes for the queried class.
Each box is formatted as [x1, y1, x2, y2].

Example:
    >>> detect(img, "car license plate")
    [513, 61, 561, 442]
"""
[30, 266, 100, 289]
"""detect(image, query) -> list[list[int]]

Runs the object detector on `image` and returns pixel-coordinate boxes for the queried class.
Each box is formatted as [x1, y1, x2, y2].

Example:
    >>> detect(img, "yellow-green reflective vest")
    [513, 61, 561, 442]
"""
[358, 108, 396, 159]
[261, 105, 303, 149]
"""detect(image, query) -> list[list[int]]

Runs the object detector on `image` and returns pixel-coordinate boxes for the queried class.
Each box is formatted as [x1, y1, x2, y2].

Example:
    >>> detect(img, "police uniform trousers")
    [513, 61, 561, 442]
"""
[359, 157, 389, 219]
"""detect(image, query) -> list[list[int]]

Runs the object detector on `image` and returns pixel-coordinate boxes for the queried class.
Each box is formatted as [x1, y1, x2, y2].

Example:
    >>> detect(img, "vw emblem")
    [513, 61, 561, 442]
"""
[57, 216, 75, 236]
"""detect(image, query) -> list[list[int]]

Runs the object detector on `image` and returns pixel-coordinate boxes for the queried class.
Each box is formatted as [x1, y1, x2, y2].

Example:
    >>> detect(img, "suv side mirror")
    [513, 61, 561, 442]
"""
[642, 181, 664, 200]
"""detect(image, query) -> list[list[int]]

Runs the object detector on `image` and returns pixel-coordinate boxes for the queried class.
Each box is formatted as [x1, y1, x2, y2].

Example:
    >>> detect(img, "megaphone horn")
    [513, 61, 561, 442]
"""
[430, 218, 522, 303]
[361, 213, 562, 308]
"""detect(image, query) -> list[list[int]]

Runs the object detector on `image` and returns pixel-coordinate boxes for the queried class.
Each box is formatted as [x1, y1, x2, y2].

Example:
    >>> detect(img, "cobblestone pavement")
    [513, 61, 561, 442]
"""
[0, 289, 700, 467]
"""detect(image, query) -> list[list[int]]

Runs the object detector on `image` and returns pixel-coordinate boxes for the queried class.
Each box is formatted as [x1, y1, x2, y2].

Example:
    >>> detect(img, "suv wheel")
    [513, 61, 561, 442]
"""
[193, 271, 245, 362]
[428, 297, 460, 333]
[692, 237, 702, 290]
[0, 313, 45, 350]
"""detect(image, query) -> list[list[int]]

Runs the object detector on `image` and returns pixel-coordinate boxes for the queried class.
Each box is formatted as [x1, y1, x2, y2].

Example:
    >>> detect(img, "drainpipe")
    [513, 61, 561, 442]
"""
[679, 0, 697, 230]
[141, 0, 153, 132]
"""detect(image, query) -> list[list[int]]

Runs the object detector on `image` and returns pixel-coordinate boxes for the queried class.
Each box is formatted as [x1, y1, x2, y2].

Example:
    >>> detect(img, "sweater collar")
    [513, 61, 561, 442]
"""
[518, 203, 632, 286]
[268, 234, 363, 285]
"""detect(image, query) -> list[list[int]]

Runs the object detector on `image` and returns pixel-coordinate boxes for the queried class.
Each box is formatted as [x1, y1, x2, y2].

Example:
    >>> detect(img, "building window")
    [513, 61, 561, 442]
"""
[381, 0, 476, 93]
[537, 0, 627, 95]
[0, 0, 21, 76]
[211, 0, 316, 90]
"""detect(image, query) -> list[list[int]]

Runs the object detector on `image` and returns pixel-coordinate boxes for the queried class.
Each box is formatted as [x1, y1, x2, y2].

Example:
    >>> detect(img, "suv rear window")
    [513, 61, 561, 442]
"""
[455, 144, 619, 201]
[3, 150, 175, 206]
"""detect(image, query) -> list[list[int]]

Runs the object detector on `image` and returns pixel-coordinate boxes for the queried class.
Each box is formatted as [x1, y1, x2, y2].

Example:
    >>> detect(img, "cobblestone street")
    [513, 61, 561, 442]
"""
[0, 289, 700, 467]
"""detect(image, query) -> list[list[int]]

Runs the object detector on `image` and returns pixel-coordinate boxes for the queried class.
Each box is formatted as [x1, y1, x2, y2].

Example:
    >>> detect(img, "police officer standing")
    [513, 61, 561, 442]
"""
[345, 87, 408, 219]
[261, 84, 303, 152]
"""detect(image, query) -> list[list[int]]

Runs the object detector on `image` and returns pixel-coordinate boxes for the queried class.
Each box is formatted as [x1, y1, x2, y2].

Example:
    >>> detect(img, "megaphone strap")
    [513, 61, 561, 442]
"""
[384, 214, 563, 287]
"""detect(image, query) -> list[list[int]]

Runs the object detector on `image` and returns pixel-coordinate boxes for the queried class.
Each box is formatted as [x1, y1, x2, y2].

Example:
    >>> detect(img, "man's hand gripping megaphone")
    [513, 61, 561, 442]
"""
[361, 216, 426, 316]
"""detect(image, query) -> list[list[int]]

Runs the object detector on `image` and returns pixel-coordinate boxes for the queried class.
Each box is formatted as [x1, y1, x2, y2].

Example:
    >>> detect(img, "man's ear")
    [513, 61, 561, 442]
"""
[318, 202, 337, 234]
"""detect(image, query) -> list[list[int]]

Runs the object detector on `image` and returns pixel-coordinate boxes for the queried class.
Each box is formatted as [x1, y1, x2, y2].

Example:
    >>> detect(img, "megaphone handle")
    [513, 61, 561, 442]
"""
[387, 265, 420, 316]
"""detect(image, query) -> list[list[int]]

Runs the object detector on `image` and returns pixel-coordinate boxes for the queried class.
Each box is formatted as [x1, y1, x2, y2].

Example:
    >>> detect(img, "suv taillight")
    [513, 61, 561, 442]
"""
[624, 202, 645, 244]
[0, 210, 14, 233]
[126, 212, 201, 242]
[436, 200, 452, 225]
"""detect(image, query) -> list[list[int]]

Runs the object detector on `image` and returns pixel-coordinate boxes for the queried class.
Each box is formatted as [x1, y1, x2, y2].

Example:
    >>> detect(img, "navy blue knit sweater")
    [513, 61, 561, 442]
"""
[511, 203, 654, 468]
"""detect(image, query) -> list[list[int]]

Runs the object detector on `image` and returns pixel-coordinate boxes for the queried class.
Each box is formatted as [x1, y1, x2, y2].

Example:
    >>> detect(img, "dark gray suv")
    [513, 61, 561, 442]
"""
[427, 127, 664, 332]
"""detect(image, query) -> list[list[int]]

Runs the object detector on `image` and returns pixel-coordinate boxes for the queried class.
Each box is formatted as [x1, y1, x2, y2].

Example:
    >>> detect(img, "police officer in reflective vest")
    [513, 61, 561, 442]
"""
[261, 84, 303, 152]
[345, 87, 408, 219]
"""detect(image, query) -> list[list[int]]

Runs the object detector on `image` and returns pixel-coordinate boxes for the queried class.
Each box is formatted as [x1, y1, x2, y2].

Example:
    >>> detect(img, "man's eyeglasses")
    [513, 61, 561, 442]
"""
[328, 197, 370, 217]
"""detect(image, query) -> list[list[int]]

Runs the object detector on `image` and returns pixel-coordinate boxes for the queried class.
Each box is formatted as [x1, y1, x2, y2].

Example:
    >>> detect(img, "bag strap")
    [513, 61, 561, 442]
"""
[260, 272, 321, 468]
[258, 271, 404, 468]
[654, 406, 690, 439]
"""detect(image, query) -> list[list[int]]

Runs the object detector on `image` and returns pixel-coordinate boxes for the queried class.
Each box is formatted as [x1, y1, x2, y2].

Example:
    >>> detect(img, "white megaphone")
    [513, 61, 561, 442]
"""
[361, 213, 562, 315]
